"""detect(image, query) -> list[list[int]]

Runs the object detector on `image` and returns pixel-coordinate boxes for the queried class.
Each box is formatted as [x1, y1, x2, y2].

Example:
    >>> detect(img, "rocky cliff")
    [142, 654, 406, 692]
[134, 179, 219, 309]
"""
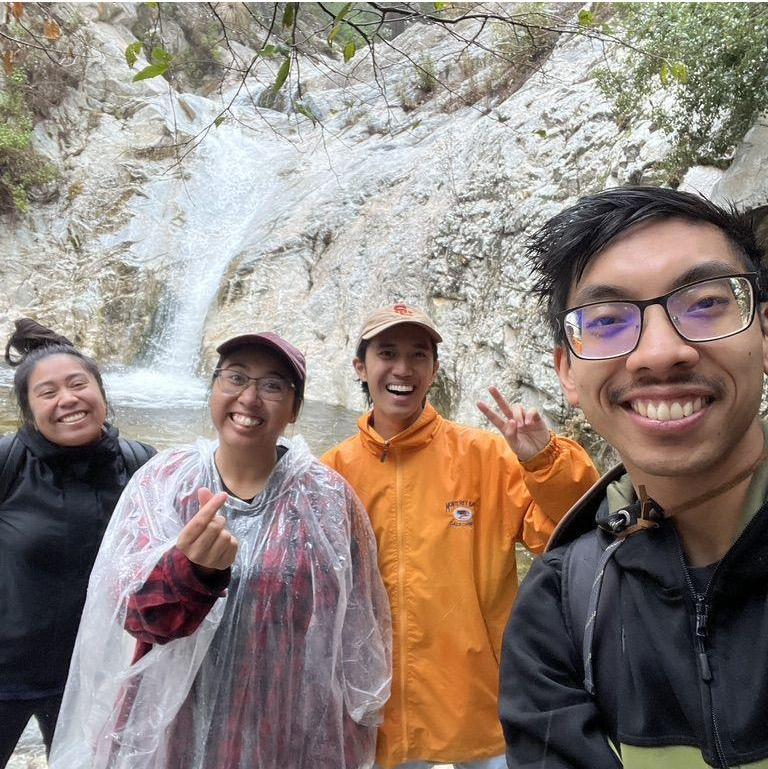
[2, 3, 767, 464]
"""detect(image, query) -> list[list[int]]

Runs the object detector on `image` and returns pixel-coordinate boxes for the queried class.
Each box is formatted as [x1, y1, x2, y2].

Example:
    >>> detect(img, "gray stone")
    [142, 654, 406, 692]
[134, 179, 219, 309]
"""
[2, 5, 767, 470]
[711, 119, 768, 209]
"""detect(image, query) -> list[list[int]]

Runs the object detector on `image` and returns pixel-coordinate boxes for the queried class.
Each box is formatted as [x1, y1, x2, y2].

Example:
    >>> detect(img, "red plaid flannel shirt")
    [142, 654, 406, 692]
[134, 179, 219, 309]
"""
[125, 546, 229, 663]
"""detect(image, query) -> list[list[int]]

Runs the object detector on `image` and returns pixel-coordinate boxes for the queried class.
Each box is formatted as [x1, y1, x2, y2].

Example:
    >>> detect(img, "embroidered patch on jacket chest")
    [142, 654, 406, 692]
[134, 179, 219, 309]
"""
[446, 499, 476, 527]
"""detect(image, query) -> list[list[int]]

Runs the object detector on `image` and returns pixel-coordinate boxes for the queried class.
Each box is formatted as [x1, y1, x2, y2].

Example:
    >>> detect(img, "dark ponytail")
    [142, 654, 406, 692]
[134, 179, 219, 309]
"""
[6, 318, 108, 427]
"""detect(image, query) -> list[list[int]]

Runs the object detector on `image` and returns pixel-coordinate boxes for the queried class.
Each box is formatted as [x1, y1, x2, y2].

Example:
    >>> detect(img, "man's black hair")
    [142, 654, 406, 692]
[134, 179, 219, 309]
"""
[354, 337, 439, 407]
[527, 186, 766, 345]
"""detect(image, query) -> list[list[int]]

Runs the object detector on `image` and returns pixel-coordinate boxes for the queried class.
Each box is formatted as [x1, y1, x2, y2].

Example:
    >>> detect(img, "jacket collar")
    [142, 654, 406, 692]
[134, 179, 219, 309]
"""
[548, 438, 768, 589]
[549, 421, 768, 554]
[18, 421, 120, 461]
[547, 464, 625, 551]
[610, 500, 768, 592]
[357, 401, 442, 458]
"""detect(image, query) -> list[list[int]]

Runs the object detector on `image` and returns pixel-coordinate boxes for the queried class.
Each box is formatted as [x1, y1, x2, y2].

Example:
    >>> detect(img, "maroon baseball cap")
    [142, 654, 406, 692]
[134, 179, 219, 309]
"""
[215, 331, 306, 387]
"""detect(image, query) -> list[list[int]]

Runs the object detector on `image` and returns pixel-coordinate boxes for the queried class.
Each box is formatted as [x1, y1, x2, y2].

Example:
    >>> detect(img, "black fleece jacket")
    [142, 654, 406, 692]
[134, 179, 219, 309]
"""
[500, 487, 768, 769]
[0, 424, 138, 698]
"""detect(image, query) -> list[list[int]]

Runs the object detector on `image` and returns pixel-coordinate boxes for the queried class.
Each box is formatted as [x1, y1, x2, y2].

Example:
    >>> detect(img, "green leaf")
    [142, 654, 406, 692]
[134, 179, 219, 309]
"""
[328, 2, 352, 46]
[259, 44, 279, 58]
[343, 40, 356, 63]
[145, 1, 158, 8]
[214, 115, 226, 127]
[660, 62, 670, 87]
[534, 128, 547, 138]
[282, 2, 296, 28]
[151, 47, 172, 67]
[296, 103, 317, 125]
[335, 2, 353, 22]
[434, 2, 446, 10]
[671, 61, 689, 84]
[125, 41, 143, 69]
[132, 63, 168, 82]
[578, 10, 596, 28]
[273, 57, 291, 92]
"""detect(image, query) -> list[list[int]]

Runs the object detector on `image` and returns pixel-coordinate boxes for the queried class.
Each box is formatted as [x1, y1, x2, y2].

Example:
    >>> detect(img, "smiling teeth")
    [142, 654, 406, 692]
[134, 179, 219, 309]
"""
[631, 398, 704, 422]
[231, 414, 261, 427]
[60, 412, 87, 423]
[387, 384, 414, 394]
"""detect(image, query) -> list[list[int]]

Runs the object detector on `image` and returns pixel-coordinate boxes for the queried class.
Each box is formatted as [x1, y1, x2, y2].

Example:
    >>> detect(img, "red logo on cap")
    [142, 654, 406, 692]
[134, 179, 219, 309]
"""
[393, 304, 414, 316]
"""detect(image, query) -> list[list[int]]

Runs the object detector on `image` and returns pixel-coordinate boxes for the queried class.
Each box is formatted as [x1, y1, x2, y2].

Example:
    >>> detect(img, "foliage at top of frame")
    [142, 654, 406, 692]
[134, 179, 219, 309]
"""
[0, 4, 77, 213]
[595, 3, 768, 183]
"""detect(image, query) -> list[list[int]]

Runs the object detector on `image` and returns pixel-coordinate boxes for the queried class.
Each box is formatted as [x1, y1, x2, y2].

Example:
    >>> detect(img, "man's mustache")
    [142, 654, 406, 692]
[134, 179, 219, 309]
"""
[608, 373, 726, 406]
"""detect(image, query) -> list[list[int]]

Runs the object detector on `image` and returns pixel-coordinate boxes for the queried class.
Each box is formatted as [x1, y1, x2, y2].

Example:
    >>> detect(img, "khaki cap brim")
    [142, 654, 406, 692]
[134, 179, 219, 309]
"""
[360, 318, 442, 344]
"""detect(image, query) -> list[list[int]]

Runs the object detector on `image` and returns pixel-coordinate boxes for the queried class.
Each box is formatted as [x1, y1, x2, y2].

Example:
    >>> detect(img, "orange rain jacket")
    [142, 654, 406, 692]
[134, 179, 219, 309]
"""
[322, 403, 598, 768]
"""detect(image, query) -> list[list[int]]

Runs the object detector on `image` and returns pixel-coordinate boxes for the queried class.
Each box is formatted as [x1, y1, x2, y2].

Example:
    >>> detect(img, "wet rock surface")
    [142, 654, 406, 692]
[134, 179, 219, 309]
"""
[8, 722, 46, 768]
[2, 4, 767, 457]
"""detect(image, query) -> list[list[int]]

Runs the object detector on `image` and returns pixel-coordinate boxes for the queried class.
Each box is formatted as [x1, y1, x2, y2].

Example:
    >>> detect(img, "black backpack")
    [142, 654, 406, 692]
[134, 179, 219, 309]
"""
[561, 513, 621, 695]
[0, 432, 156, 504]
[551, 467, 624, 675]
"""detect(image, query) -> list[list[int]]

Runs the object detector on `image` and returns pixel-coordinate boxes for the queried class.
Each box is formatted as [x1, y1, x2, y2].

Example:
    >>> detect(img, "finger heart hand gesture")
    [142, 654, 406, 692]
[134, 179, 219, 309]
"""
[176, 487, 239, 574]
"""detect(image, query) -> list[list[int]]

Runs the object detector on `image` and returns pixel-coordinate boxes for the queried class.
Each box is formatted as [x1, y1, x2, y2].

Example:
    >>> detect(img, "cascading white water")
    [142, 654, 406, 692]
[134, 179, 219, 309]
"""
[90, 64, 419, 414]
[132, 101, 302, 374]
[100, 91, 313, 409]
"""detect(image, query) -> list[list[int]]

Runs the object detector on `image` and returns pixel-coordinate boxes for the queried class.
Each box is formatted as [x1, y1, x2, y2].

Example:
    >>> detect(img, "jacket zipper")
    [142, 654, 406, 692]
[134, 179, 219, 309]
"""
[394, 448, 409, 753]
[380, 440, 390, 462]
[675, 539, 727, 768]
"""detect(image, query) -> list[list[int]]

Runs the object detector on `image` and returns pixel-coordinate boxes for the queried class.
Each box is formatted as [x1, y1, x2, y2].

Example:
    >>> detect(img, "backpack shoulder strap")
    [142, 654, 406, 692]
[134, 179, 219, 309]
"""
[561, 528, 603, 649]
[0, 433, 26, 504]
[561, 519, 621, 748]
[561, 496, 623, 695]
[118, 437, 157, 478]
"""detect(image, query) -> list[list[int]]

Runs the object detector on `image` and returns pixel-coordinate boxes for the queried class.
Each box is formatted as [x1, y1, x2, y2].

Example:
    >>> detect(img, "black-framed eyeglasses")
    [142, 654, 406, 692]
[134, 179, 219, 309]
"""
[558, 273, 760, 361]
[213, 369, 295, 401]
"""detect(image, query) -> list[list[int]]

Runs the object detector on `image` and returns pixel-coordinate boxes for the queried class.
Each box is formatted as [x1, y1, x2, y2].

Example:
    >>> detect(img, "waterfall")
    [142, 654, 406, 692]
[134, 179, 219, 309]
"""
[96, 83, 403, 412]
[100, 93, 313, 408]
[134, 109, 301, 374]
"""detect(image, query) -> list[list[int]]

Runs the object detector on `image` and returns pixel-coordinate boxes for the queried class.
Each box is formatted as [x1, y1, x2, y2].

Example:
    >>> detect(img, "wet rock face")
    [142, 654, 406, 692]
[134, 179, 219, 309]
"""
[2, 5, 767, 466]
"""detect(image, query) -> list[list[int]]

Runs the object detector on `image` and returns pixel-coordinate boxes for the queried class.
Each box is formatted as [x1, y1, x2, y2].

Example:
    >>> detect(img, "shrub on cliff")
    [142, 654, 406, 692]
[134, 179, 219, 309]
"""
[596, 3, 768, 182]
[0, 70, 57, 214]
[0, 4, 85, 214]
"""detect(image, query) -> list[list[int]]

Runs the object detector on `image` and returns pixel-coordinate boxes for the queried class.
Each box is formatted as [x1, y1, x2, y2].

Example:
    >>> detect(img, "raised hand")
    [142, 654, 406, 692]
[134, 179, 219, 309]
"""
[177, 488, 239, 573]
[476, 386, 552, 462]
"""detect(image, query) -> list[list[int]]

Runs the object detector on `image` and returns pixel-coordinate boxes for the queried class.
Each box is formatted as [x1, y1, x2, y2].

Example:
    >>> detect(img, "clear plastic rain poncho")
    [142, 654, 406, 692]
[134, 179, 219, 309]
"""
[49, 436, 391, 769]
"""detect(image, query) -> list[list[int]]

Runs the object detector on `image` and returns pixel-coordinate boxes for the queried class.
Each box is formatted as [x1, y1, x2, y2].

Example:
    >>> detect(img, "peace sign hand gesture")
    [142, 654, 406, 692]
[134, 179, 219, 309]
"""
[476, 387, 552, 463]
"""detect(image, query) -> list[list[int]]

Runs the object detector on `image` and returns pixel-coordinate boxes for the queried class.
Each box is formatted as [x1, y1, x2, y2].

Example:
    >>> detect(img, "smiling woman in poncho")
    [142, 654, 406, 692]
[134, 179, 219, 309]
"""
[48, 332, 392, 769]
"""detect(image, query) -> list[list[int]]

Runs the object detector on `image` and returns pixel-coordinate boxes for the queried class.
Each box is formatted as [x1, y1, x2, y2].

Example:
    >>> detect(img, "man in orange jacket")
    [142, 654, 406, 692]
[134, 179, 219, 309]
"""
[322, 304, 598, 769]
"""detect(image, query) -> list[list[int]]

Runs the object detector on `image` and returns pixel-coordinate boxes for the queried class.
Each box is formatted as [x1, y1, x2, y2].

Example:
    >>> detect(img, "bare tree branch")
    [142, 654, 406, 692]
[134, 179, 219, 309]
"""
[80, 0, 663, 168]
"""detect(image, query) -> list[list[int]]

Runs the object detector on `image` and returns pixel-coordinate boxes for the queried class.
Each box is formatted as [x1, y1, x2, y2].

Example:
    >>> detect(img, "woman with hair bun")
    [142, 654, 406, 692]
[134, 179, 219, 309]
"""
[0, 318, 155, 767]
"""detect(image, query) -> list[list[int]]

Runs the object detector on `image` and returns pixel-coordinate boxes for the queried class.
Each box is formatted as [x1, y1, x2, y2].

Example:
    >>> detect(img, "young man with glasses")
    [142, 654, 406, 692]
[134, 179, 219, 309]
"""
[500, 186, 768, 769]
